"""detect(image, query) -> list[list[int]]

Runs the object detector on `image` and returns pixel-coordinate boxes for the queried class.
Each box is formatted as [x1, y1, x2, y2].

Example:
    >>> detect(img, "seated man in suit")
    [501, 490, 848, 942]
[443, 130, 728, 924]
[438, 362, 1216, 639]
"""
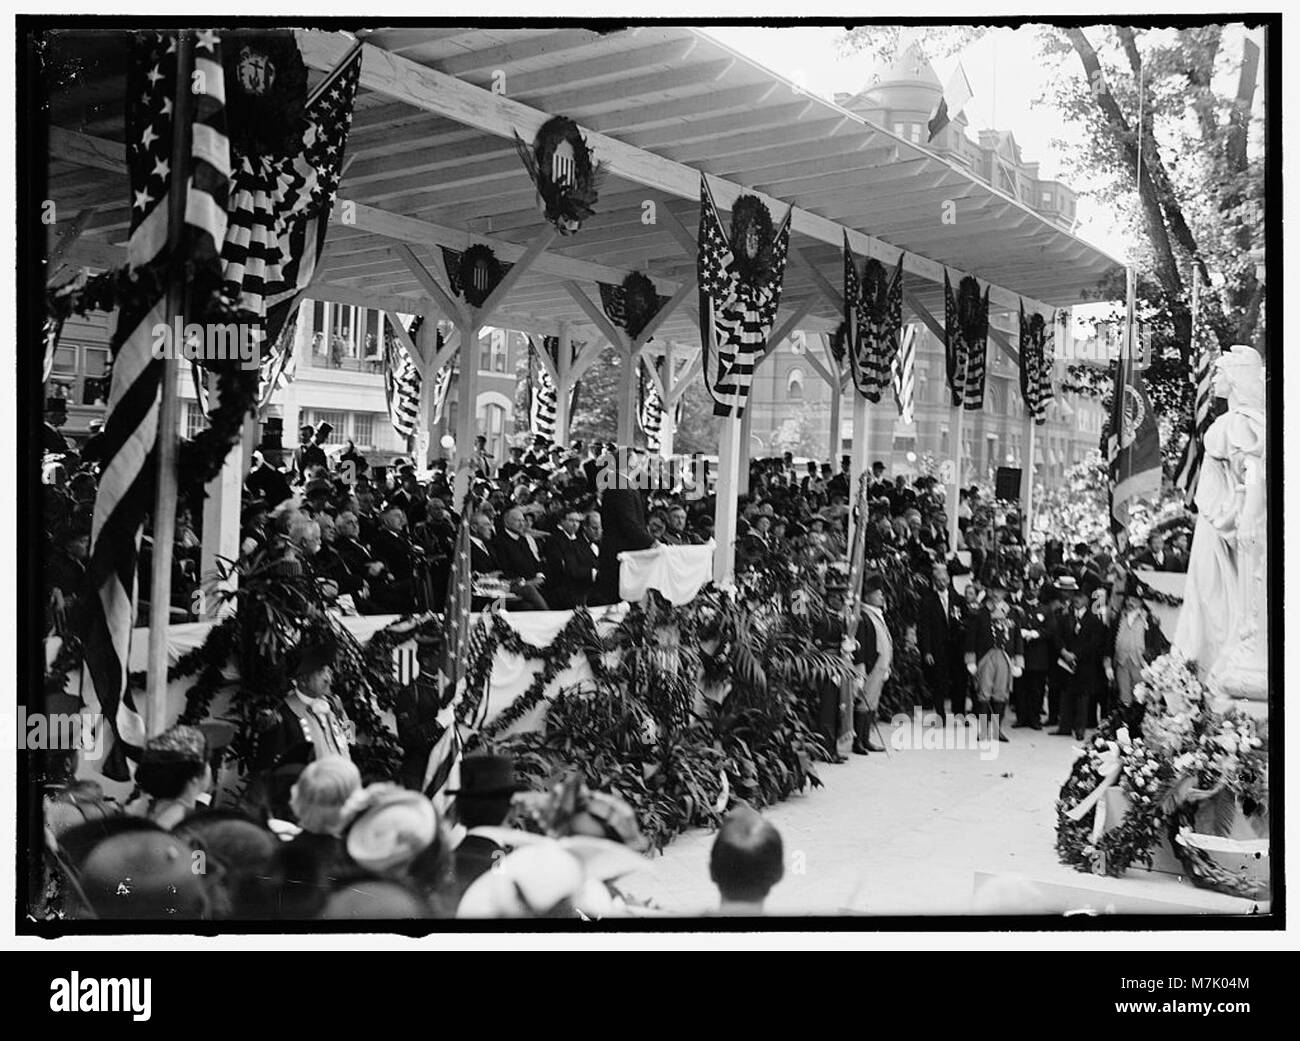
[544, 507, 599, 609]
[367, 500, 423, 613]
[492, 506, 549, 610]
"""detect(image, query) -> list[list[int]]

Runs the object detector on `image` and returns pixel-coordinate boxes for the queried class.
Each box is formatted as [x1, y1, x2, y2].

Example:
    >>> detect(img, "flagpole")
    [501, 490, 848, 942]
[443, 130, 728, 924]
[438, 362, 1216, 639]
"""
[144, 32, 195, 737]
[948, 403, 965, 552]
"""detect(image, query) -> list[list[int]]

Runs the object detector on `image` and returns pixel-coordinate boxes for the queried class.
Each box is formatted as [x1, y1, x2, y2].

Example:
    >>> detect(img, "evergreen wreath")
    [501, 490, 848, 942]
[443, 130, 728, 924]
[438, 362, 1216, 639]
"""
[728, 194, 777, 289]
[514, 115, 605, 234]
[220, 31, 308, 159]
[621, 271, 661, 340]
[457, 244, 504, 309]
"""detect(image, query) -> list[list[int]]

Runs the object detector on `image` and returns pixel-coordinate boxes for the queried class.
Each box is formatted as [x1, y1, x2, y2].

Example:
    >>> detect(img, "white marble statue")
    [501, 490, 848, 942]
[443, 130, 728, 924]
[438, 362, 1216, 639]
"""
[1173, 345, 1268, 704]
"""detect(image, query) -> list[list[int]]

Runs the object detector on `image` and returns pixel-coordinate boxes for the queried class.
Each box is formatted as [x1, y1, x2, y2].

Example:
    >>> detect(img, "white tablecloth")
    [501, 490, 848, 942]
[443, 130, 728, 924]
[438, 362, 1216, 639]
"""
[618, 542, 715, 605]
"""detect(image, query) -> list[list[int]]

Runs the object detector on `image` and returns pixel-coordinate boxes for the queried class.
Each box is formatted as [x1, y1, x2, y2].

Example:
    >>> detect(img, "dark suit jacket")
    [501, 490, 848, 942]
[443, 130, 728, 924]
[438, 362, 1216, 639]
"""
[1060, 609, 1108, 696]
[469, 535, 500, 575]
[369, 527, 419, 585]
[916, 586, 967, 667]
[596, 487, 653, 604]
[493, 531, 544, 581]
[452, 834, 505, 908]
[544, 532, 598, 609]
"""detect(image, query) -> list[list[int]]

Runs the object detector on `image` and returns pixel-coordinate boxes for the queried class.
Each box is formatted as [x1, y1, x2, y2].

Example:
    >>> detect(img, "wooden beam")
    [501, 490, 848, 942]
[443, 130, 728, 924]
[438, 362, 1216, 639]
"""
[903, 288, 947, 343]
[640, 352, 665, 398]
[294, 32, 1081, 314]
[791, 247, 845, 311]
[474, 226, 556, 325]
[802, 344, 837, 389]
[569, 333, 610, 384]
[665, 351, 703, 405]
[384, 310, 420, 363]
[632, 272, 697, 348]
[563, 282, 625, 350]
[392, 243, 468, 325]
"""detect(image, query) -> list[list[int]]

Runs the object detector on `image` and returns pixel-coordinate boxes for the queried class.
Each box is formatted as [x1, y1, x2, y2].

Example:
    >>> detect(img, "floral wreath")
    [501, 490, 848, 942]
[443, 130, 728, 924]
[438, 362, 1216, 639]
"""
[514, 116, 606, 235]
[457, 244, 504, 310]
[220, 31, 308, 159]
[729, 194, 777, 288]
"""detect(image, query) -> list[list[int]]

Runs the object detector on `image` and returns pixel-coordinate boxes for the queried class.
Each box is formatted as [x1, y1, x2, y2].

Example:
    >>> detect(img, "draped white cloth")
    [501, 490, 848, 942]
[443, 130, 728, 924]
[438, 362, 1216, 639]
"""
[618, 542, 715, 605]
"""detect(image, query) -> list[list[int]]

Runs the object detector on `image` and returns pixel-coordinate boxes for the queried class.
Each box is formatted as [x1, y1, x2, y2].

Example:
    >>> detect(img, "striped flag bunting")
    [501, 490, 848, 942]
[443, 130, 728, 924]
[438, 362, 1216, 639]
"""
[221, 38, 362, 399]
[83, 30, 232, 779]
[439, 246, 513, 299]
[891, 324, 917, 425]
[843, 231, 904, 402]
[43, 313, 65, 384]
[527, 337, 559, 442]
[1173, 278, 1223, 504]
[944, 271, 989, 410]
[384, 315, 422, 441]
[430, 358, 453, 426]
[638, 357, 665, 450]
[391, 639, 420, 686]
[1018, 301, 1056, 424]
[697, 176, 791, 418]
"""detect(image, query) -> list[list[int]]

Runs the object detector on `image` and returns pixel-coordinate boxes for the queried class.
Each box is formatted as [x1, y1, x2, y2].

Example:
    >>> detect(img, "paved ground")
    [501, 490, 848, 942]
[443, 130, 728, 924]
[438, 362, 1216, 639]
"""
[618, 715, 1262, 918]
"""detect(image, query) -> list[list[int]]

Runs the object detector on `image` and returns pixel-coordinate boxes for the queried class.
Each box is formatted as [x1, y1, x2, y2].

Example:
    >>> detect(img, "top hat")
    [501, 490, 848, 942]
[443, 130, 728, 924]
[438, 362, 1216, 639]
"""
[862, 572, 886, 596]
[291, 639, 338, 679]
[448, 754, 521, 798]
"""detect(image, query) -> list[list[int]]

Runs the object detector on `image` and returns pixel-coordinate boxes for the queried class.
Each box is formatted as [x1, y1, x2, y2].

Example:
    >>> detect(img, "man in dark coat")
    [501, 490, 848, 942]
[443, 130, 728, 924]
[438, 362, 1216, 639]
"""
[915, 559, 969, 721]
[594, 457, 655, 606]
[255, 641, 353, 774]
[1055, 577, 1109, 739]
[246, 449, 293, 508]
[1013, 584, 1061, 729]
[544, 507, 599, 610]
[367, 501, 422, 613]
[292, 425, 327, 483]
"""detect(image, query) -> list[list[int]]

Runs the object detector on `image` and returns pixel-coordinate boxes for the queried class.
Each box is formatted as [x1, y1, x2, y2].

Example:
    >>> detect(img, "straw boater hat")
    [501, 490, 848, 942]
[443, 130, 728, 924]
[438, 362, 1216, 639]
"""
[341, 784, 439, 875]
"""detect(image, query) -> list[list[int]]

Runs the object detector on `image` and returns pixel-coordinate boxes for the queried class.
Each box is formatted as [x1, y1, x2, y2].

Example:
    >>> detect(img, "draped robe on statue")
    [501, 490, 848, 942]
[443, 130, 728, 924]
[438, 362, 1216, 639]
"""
[1173, 346, 1268, 703]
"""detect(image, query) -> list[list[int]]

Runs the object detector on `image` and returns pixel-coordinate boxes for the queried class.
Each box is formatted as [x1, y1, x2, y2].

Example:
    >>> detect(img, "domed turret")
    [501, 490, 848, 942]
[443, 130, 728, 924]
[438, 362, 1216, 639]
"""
[857, 42, 942, 119]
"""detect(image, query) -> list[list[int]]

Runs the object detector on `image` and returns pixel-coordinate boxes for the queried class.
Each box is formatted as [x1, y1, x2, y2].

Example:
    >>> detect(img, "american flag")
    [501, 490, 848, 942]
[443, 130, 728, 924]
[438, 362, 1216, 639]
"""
[384, 314, 422, 441]
[1108, 270, 1162, 549]
[221, 36, 362, 392]
[1018, 302, 1056, 424]
[697, 176, 790, 418]
[430, 357, 452, 426]
[527, 336, 559, 441]
[391, 639, 420, 686]
[843, 233, 904, 403]
[82, 30, 231, 779]
[944, 272, 989, 411]
[891, 324, 916, 425]
[43, 313, 64, 384]
[1173, 274, 1222, 503]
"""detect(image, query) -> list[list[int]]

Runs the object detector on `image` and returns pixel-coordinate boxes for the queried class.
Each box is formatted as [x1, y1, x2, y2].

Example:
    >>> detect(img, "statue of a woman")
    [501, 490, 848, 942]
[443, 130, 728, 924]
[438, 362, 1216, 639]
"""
[1173, 345, 1267, 703]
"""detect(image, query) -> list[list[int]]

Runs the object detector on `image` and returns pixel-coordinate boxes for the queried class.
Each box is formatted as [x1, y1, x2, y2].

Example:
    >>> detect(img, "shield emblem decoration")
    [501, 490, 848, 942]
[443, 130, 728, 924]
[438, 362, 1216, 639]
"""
[552, 140, 576, 188]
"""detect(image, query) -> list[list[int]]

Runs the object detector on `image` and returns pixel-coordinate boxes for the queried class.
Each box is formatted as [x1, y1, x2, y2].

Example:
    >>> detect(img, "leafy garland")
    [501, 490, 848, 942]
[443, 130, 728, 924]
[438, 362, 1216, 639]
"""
[457, 244, 504, 309]
[729, 194, 777, 289]
[221, 31, 308, 159]
[513, 115, 605, 235]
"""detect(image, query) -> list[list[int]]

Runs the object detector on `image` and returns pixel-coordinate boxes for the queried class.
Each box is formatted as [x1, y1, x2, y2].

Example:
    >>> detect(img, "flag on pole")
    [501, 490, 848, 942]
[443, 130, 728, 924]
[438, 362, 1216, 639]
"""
[83, 30, 231, 779]
[891, 324, 916, 425]
[927, 62, 974, 142]
[638, 356, 665, 450]
[843, 231, 904, 402]
[697, 176, 791, 418]
[1173, 272, 1222, 503]
[422, 495, 476, 801]
[1107, 269, 1162, 549]
[383, 315, 422, 441]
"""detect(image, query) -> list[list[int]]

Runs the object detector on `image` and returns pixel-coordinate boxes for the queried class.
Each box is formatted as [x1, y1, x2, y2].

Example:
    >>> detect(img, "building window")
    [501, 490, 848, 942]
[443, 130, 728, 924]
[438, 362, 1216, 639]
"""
[51, 346, 77, 374]
[786, 367, 804, 400]
[302, 410, 348, 444]
[480, 402, 507, 464]
[352, 413, 375, 448]
[1041, 191, 1053, 205]
[910, 124, 922, 143]
[184, 402, 207, 439]
[893, 122, 906, 137]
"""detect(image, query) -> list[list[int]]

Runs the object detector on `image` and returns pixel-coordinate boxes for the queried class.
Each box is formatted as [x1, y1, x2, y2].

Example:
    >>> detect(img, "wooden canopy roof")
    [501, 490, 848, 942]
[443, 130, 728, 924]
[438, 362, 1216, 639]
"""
[46, 25, 1121, 353]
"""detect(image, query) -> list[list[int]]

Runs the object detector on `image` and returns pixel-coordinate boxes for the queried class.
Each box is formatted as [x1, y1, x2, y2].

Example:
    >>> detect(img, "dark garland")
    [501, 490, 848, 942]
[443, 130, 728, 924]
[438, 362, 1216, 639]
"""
[221, 31, 308, 159]
[728, 194, 777, 289]
[621, 271, 661, 341]
[514, 116, 606, 235]
[955, 274, 989, 356]
[457, 244, 504, 310]
[829, 320, 848, 366]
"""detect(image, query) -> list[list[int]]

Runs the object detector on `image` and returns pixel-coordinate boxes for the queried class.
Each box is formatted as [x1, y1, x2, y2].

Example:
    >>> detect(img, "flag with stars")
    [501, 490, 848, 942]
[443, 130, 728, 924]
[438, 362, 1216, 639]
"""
[422, 496, 475, 800]
[384, 314, 423, 441]
[82, 30, 232, 779]
[220, 37, 362, 389]
[697, 175, 791, 418]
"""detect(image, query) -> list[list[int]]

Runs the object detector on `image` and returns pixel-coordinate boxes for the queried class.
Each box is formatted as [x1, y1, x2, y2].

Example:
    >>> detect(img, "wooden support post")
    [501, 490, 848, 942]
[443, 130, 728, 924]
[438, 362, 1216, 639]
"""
[713, 413, 742, 585]
[849, 392, 870, 550]
[554, 320, 573, 447]
[828, 373, 843, 462]
[1024, 412, 1037, 534]
[200, 373, 243, 620]
[657, 340, 675, 458]
[416, 313, 435, 468]
[616, 336, 637, 446]
[738, 404, 755, 495]
[452, 321, 481, 503]
[948, 403, 966, 551]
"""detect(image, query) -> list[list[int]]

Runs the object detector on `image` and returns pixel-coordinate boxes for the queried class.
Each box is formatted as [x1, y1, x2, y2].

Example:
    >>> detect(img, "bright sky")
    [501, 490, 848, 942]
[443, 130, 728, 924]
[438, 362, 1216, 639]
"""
[702, 23, 1264, 270]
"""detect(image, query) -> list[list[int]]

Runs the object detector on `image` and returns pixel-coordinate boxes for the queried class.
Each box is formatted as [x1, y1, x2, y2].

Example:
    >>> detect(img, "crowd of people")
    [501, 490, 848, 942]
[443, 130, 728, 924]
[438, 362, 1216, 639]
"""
[40, 421, 1184, 920]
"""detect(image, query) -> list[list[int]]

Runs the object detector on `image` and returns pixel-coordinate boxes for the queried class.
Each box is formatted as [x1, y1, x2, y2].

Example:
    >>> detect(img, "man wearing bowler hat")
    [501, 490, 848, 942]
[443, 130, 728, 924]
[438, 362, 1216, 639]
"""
[448, 754, 522, 906]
